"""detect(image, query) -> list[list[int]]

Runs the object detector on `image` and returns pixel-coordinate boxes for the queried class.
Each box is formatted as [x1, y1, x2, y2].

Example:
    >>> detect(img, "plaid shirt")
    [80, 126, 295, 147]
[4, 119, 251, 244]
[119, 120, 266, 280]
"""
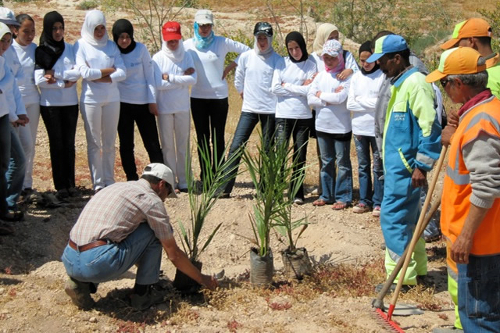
[69, 179, 174, 245]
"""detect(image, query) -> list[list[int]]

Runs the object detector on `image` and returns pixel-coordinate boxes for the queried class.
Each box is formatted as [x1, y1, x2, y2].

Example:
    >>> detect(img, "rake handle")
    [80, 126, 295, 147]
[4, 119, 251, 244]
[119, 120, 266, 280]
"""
[387, 145, 448, 320]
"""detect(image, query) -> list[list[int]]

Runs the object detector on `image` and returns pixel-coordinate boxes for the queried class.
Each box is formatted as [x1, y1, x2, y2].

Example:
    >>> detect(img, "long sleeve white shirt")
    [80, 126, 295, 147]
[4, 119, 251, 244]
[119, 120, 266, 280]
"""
[271, 57, 317, 119]
[234, 50, 282, 114]
[308, 71, 351, 134]
[12, 40, 40, 105]
[2, 48, 26, 120]
[34, 42, 80, 107]
[0, 58, 10, 118]
[346, 69, 385, 136]
[152, 50, 197, 114]
[184, 36, 249, 99]
[118, 43, 156, 105]
[74, 39, 126, 104]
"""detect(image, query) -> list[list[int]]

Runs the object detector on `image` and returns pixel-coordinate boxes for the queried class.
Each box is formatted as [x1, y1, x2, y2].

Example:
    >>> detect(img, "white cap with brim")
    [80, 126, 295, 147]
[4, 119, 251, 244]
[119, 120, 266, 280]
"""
[367, 34, 408, 63]
[195, 9, 213, 25]
[142, 163, 178, 198]
[0, 8, 20, 26]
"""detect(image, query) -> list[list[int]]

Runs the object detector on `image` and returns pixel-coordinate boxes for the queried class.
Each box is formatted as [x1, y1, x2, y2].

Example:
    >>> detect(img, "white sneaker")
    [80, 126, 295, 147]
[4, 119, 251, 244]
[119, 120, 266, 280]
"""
[372, 206, 381, 217]
[293, 198, 304, 205]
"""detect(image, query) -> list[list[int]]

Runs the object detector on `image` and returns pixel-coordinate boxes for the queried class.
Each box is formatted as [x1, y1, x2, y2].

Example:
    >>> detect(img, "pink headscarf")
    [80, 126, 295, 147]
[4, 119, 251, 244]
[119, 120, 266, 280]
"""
[321, 39, 345, 74]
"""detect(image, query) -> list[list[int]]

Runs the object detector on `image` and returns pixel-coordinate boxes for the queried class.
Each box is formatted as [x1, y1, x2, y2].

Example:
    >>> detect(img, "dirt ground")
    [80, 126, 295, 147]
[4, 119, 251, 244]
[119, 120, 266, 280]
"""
[0, 1, 459, 332]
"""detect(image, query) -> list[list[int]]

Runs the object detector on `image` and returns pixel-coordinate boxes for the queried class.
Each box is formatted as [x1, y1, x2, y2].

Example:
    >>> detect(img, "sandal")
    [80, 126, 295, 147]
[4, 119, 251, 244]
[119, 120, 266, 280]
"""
[312, 199, 328, 206]
[332, 201, 348, 210]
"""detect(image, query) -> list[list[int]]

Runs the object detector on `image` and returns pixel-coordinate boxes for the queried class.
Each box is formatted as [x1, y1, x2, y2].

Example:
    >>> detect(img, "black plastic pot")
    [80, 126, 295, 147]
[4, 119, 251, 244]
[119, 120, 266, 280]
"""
[250, 247, 274, 286]
[172, 260, 202, 294]
[281, 247, 312, 280]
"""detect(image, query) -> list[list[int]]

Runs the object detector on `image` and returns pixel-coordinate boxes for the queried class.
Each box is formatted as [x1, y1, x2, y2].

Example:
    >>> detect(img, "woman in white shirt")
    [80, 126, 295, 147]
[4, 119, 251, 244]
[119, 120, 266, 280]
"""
[13, 14, 39, 193]
[346, 41, 385, 215]
[35, 11, 80, 199]
[271, 31, 316, 204]
[152, 21, 197, 192]
[308, 39, 353, 210]
[221, 22, 282, 197]
[112, 19, 163, 181]
[184, 10, 250, 184]
[75, 10, 126, 192]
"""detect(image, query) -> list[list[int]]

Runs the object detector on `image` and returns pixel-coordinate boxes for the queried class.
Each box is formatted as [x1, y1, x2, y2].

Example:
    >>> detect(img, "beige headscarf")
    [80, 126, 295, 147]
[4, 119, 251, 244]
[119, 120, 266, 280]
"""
[312, 23, 338, 55]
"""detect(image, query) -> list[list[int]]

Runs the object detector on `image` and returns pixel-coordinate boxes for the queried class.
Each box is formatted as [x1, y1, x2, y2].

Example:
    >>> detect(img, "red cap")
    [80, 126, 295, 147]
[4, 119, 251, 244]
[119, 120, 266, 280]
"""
[162, 21, 182, 41]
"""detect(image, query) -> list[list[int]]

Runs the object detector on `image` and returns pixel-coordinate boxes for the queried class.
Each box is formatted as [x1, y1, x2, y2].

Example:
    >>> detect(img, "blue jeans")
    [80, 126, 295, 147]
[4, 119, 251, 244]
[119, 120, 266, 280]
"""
[61, 223, 162, 285]
[224, 112, 275, 194]
[353, 135, 383, 207]
[458, 254, 500, 332]
[6, 126, 26, 209]
[275, 118, 312, 200]
[0, 115, 11, 216]
[420, 185, 441, 239]
[316, 131, 353, 204]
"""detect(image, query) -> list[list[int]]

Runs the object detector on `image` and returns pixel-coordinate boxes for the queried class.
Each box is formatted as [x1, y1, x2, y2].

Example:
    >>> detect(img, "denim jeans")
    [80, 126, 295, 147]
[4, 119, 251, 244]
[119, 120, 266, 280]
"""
[6, 126, 26, 209]
[224, 112, 276, 194]
[41, 105, 79, 191]
[458, 254, 500, 332]
[316, 131, 353, 204]
[61, 223, 162, 285]
[353, 135, 383, 207]
[275, 118, 312, 200]
[420, 185, 441, 239]
[117, 102, 163, 181]
[0, 115, 11, 216]
[191, 97, 229, 183]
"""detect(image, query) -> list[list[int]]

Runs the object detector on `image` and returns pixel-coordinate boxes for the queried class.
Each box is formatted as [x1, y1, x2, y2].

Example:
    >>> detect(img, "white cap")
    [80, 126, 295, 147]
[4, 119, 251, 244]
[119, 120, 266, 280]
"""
[0, 8, 19, 26]
[142, 163, 178, 198]
[195, 9, 213, 25]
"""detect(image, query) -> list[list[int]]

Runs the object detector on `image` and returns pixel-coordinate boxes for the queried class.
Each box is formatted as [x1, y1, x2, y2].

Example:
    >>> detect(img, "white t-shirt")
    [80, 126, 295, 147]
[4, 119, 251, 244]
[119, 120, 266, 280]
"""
[152, 50, 197, 114]
[271, 57, 317, 119]
[347, 69, 385, 136]
[2, 47, 26, 118]
[34, 42, 80, 107]
[74, 39, 126, 104]
[307, 71, 351, 134]
[184, 36, 249, 99]
[118, 43, 156, 105]
[235, 49, 282, 114]
[12, 40, 40, 105]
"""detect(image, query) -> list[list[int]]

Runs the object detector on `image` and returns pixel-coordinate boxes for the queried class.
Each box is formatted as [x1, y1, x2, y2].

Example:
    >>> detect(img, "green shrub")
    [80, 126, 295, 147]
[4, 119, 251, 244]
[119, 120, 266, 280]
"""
[77, 0, 98, 10]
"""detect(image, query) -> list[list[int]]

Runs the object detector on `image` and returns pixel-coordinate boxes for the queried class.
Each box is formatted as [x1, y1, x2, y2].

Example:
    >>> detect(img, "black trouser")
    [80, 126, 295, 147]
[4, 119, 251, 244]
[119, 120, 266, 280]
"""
[190, 97, 229, 182]
[40, 105, 79, 191]
[275, 117, 312, 200]
[117, 102, 163, 181]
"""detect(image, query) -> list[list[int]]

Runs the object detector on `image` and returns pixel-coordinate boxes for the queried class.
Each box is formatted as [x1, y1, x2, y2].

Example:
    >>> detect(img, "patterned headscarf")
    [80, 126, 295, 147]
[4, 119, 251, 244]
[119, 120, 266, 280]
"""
[321, 39, 344, 74]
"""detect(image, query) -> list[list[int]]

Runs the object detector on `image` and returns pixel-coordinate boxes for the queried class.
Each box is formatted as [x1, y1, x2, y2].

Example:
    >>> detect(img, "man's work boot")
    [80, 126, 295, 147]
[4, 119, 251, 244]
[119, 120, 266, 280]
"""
[64, 277, 95, 309]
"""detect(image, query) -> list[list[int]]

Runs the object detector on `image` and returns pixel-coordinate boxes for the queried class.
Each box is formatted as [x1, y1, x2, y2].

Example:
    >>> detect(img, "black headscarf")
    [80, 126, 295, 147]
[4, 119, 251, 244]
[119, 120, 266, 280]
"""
[285, 31, 308, 63]
[112, 19, 136, 54]
[35, 11, 66, 70]
[359, 40, 380, 75]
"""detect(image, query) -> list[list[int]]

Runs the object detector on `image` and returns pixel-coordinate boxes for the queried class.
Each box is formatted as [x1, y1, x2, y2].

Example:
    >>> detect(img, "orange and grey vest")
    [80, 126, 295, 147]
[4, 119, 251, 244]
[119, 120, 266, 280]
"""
[441, 96, 500, 256]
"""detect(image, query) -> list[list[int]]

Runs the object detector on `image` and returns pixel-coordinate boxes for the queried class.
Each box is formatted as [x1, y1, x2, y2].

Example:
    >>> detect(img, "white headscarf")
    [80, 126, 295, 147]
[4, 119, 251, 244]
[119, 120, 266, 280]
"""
[313, 23, 338, 55]
[81, 10, 108, 47]
[253, 35, 274, 61]
[162, 40, 185, 63]
[0, 22, 11, 71]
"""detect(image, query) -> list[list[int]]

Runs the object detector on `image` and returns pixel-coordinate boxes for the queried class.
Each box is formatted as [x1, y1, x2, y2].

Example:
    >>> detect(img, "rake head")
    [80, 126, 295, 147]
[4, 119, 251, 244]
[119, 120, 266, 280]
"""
[373, 308, 405, 333]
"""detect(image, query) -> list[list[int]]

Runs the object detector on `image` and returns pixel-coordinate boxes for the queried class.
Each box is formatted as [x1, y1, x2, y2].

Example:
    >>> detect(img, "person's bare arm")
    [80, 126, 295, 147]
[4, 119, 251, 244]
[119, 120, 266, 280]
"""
[161, 237, 217, 290]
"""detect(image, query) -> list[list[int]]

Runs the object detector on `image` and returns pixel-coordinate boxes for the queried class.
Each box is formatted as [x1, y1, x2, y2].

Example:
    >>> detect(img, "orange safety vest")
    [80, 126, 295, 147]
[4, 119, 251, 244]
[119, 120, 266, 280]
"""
[441, 96, 500, 256]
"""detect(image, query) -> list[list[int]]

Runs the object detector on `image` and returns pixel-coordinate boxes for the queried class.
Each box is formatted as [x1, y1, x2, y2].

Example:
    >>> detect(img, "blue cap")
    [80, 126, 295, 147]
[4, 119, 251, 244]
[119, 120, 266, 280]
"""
[367, 34, 408, 63]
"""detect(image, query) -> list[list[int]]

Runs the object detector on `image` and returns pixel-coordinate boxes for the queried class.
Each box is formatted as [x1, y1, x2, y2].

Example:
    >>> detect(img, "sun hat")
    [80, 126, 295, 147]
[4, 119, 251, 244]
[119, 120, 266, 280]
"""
[366, 34, 408, 63]
[142, 163, 177, 198]
[425, 47, 492, 83]
[440, 18, 492, 50]
[321, 39, 342, 57]
[162, 21, 182, 41]
[0, 7, 19, 26]
[194, 9, 213, 25]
